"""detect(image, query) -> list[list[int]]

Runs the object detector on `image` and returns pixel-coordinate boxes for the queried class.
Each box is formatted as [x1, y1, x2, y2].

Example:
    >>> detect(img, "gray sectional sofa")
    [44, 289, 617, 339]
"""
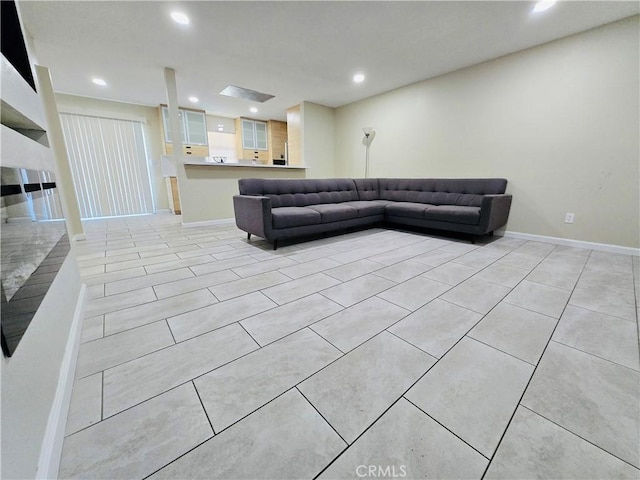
[233, 178, 512, 249]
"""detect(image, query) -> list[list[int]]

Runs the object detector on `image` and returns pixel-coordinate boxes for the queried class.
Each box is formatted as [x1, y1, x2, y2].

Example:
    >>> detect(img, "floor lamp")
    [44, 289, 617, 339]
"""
[362, 127, 376, 178]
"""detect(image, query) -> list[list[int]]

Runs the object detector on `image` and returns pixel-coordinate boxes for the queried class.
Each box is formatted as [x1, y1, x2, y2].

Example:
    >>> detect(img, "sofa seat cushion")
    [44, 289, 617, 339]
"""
[343, 200, 389, 218]
[307, 204, 358, 223]
[425, 205, 481, 225]
[272, 207, 321, 229]
[385, 202, 433, 219]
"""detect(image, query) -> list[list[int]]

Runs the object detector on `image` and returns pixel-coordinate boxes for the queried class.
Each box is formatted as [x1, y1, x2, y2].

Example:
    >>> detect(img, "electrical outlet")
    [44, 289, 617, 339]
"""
[564, 212, 575, 224]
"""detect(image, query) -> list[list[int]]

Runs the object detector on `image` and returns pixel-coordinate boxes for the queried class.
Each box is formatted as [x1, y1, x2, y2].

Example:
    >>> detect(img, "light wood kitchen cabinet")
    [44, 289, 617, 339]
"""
[286, 105, 301, 165]
[235, 117, 269, 163]
[268, 120, 287, 162]
[160, 105, 209, 157]
[165, 176, 181, 214]
[234, 117, 288, 164]
[164, 143, 209, 157]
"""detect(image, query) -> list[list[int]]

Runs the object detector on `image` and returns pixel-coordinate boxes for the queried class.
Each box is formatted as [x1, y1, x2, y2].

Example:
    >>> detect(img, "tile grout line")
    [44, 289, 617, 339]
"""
[466, 335, 538, 367]
[90, 288, 223, 339]
[236, 321, 261, 349]
[191, 381, 216, 435]
[165, 319, 177, 345]
[385, 329, 439, 360]
[479, 245, 591, 479]
[295, 386, 350, 446]
[549, 338, 640, 372]
[100, 370, 104, 423]
[140, 434, 213, 480]
[95, 331, 264, 423]
[337, 241, 556, 478]
[403, 396, 490, 461]
[519, 404, 640, 472]
[311, 326, 483, 480]
[306, 326, 347, 355]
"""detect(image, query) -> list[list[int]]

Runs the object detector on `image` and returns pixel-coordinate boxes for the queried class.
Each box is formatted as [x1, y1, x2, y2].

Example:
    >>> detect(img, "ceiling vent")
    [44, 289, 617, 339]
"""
[219, 85, 275, 103]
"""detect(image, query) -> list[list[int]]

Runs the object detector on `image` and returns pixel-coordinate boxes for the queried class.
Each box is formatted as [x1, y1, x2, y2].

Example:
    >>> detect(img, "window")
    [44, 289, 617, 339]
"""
[60, 113, 155, 218]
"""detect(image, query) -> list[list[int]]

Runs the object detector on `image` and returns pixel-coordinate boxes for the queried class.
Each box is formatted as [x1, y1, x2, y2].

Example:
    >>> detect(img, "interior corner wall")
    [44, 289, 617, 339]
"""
[334, 16, 640, 248]
[1, 253, 84, 479]
[54, 94, 169, 211]
[301, 101, 337, 179]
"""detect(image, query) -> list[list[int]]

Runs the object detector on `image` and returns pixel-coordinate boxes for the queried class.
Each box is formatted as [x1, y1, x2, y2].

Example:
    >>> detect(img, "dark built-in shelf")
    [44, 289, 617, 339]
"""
[1, 235, 70, 357]
[1, 0, 36, 92]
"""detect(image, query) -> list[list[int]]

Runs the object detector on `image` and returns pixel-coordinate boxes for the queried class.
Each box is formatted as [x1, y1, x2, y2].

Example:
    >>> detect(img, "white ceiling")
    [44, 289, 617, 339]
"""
[19, 1, 640, 122]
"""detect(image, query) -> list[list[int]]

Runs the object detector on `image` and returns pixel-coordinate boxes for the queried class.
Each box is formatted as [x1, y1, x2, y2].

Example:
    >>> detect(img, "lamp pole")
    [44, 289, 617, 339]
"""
[365, 135, 371, 178]
[362, 127, 375, 178]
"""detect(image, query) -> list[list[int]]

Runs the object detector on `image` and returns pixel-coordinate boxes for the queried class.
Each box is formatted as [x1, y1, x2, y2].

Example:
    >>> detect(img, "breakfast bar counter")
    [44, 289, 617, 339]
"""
[175, 159, 307, 224]
[183, 159, 307, 170]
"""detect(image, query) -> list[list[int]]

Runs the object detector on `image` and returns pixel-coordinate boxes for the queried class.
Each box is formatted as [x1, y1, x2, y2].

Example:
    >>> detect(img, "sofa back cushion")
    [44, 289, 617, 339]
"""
[238, 178, 359, 208]
[353, 178, 380, 200]
[378, 178, 507, 207]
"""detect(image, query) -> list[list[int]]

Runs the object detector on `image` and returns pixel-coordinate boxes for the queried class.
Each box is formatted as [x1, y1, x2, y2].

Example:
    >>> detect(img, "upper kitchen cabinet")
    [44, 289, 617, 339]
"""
[241, 118, 267, 150]
[235, 117, 288, 164]
[235, 117, 269, 163]
[160, 105, 209, 157]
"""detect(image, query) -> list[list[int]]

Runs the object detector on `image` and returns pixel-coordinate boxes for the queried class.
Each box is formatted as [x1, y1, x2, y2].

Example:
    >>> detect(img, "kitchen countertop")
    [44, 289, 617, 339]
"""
[183, 159, 306, 169]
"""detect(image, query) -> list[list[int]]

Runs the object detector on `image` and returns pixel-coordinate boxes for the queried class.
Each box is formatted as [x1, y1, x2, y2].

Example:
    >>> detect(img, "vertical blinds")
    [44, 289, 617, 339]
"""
[60, 113, 154, 218]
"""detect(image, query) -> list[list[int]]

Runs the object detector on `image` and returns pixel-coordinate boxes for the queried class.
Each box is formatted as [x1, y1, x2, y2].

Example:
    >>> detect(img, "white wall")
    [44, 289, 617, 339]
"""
[1, 6, 86, 477]
[54, 94, 169, 211]
[302, 101, 337, 179]
[334, 16, 639, 248]
[1, 253, 84, 479]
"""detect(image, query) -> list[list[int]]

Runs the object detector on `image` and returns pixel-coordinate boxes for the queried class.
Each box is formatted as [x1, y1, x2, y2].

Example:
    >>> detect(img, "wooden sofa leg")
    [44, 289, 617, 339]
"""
[471, 235, 477, 244]
[247, 233, 251, 241]
[489, 231, 494, 236]
[273, 240, 278, 251]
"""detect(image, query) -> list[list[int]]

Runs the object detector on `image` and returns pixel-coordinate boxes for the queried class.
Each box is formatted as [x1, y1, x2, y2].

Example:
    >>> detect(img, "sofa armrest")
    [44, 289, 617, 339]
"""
[478, 194, 512, 234]
[233, 195, 273, 240]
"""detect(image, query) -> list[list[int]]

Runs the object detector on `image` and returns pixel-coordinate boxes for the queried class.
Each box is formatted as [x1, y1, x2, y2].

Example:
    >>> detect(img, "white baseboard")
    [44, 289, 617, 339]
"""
[182, 218, 235, 228]
[36, 283, 87, 479]
[155, 208, 171, 213]
[501, 230, 640, 256]
[72, 233, 86, 242]
[6, 216, 33, 223]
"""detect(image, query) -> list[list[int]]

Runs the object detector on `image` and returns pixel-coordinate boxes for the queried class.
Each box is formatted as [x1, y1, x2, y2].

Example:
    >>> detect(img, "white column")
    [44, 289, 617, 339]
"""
[164, 67, 184, 216]
[34, 65, 85, 241]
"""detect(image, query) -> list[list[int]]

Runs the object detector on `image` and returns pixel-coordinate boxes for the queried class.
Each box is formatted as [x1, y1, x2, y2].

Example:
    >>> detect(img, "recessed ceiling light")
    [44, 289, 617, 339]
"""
[353, 73, 365, 84]
[92, 78, 107, 86]
[188, 96, 199, 103]
[170, 11, 190, 25]
[217, 126, 224, 132]
[532, 0, 556, 13]
[249, 107, 258, 113]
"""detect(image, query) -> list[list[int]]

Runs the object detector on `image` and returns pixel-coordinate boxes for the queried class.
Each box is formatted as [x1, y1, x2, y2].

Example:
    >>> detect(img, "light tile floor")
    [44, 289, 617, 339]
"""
[60, 213, 640, 479]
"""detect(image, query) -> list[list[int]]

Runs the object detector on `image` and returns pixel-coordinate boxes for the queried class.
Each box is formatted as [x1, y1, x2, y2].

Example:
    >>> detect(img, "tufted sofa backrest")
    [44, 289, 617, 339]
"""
[238, 178, 359, 208]
[353, 178, 380, 200]
[378, 178, 507, 207]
